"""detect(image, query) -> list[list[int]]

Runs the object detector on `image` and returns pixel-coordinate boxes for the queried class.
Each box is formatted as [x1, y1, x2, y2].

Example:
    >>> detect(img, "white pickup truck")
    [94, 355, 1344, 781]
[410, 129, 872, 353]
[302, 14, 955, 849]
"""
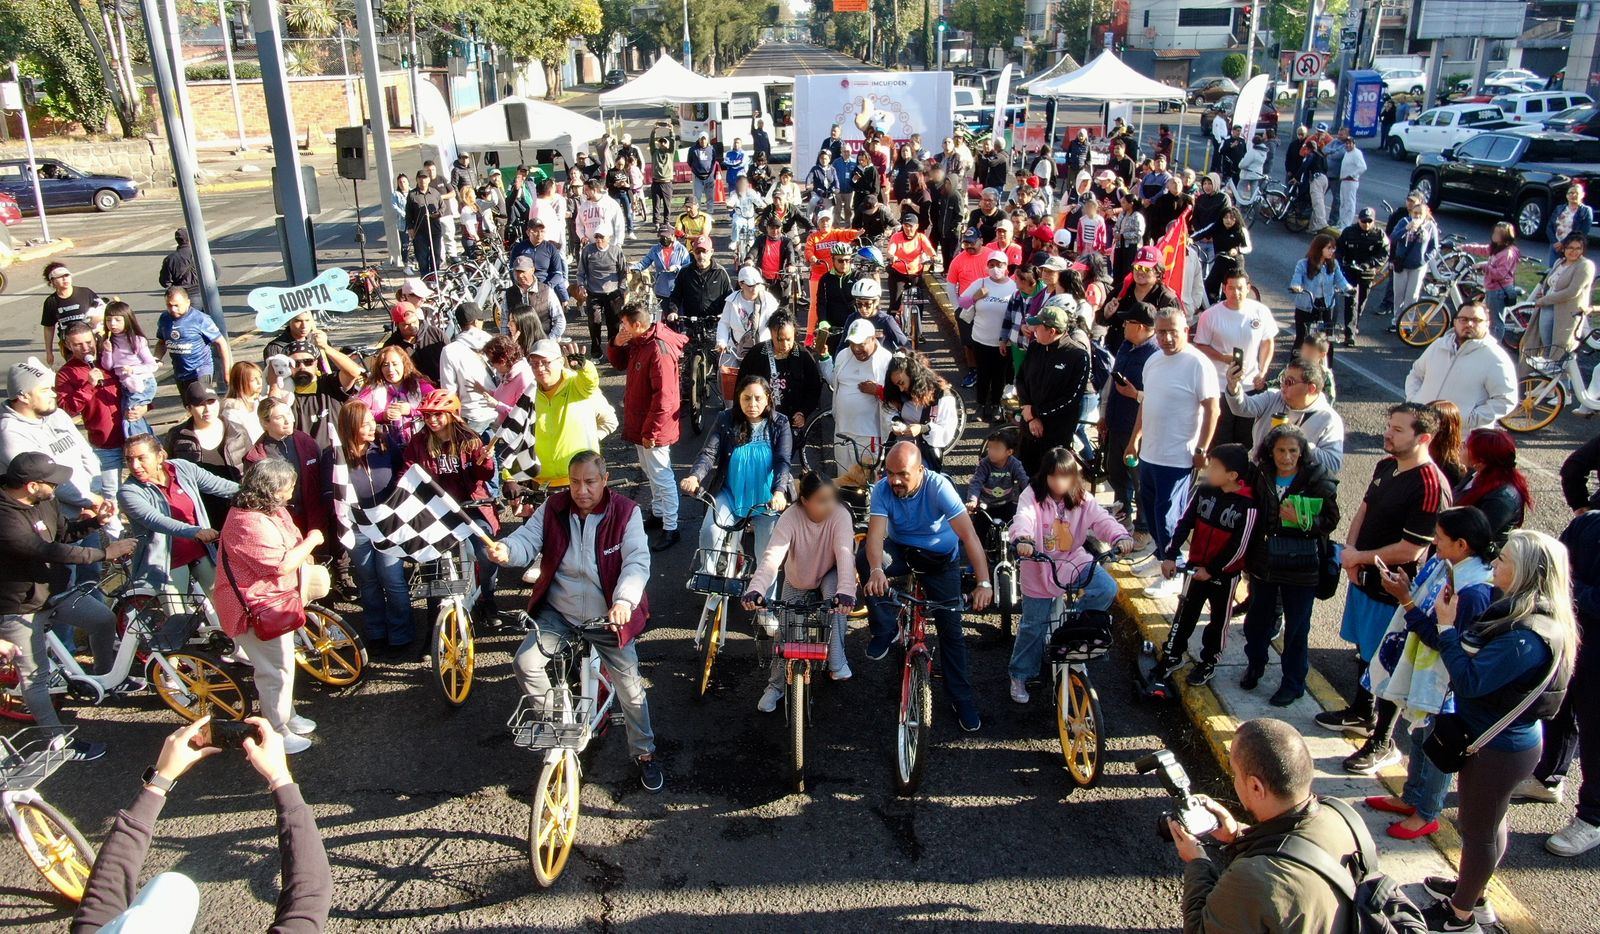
[1385, 104, 1516, 159]
[953, 85, 1025, 133]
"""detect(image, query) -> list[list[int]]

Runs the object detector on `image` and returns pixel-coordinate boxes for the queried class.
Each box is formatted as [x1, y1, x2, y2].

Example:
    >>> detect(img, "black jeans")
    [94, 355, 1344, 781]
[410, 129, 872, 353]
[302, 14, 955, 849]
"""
[650, 181, 674, 224]
[856, 541, 978, 718]
[888, 267, 919, 312]
[972, 342, 1010, 409]
[586, 290, 625, 355]
[1104, 429, 1140, 531]
[1242, 578, 1317, 695]
[1535, 625, 1600, 823]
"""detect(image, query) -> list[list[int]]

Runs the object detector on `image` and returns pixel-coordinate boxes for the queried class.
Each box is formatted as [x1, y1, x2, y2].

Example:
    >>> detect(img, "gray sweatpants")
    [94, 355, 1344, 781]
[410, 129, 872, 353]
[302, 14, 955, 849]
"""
[0, 590, 118, 728]
[514, 607, 656, 758]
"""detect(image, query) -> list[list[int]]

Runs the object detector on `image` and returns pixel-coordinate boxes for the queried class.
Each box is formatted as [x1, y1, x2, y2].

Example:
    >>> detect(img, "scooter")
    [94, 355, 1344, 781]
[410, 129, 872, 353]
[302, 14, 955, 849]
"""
[1134, 566, 1195, 702]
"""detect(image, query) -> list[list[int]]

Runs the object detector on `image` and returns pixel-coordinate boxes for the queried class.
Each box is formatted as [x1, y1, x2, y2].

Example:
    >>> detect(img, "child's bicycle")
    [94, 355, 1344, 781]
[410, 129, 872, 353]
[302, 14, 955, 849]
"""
[747, 595, 842, 793]
[506, 613, 619, 888]
[686, 491, 782, 699]
[965, 501, 1020, 639]
[1, 727, 95, 900]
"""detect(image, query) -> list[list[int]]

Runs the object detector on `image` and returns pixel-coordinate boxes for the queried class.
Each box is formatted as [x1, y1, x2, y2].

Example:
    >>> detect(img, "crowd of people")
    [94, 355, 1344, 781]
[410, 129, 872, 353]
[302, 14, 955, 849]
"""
[0, 105, 1595, 933]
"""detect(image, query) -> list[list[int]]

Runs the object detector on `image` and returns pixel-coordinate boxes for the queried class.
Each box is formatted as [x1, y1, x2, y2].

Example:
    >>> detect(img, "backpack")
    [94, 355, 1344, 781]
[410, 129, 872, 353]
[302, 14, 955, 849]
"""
[1253, 797, 1428, 934]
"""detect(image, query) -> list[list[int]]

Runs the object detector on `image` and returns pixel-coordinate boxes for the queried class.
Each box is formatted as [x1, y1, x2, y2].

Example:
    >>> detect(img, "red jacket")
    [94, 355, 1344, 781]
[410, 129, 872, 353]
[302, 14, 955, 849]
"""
[526, 489, 650, 647]
[607, 323, 687, 447]
[55, 357, 124, 450]
[245, 432, 333, 542]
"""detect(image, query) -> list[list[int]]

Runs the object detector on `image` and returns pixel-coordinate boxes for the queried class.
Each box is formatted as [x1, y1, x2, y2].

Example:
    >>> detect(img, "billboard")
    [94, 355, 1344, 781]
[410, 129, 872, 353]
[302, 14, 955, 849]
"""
[792, 72, 954, 159]
[1414, 0, 1525, 40]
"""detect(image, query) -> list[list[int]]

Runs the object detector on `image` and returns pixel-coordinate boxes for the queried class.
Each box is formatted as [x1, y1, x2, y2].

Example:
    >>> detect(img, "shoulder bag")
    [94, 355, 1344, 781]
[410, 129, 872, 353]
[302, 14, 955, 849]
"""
[1422, 652, 1559, 774]
[219, 520, 307, 641]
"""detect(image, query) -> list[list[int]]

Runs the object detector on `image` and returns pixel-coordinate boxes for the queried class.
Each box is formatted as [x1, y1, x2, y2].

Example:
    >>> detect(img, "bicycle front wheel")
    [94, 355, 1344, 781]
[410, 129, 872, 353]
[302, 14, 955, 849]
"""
[1058, 667, 1106, 789]
[1501, 376, 1565, 432]
[1397, 299, 1450, 347]
[528, 751, 580, 888]
[12, 797, 95, 901]
[788, 673, 808, 793]
[294, 606, 367, 687]
[1258, 191, 1287, 227]
[695, 599, 723, 700]
[894, 652, 933, 797]
[431, 603, 475, 708]
[150, 652, 251, 722]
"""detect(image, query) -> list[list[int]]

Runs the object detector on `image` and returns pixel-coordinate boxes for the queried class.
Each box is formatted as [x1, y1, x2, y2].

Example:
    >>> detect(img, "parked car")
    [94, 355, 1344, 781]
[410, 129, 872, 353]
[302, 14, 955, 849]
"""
[1381, 68, 1428, 97]
[602, 69, 626, 89]
[1386, 104, 1514, 158]
[0, 159, 140, 213]
[1494, 90, 1594, 126]
[0, 192, 19, 227]
[1541, 103, 1600, 138]
[1486, 68, 1546, 89]
[1269, 78, 1335, 101]
[1410, 130, 1600, 240]
[1187, 76, 1239, 105]
[1214, 94, 1279, 132]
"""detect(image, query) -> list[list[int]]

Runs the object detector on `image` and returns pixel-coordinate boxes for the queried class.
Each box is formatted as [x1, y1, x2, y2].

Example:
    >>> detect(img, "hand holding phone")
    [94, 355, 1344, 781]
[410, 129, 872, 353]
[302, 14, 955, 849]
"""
[1231, 348, 1245, 370]
[1372, 554, 1390, 577]
[198, 718, 260, 750]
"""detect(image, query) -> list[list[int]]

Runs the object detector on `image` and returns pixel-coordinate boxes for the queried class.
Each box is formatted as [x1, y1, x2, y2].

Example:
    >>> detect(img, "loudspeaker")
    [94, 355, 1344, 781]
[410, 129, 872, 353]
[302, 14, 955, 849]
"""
[336, 125, 367, 180]
[505, 102, 532, 142]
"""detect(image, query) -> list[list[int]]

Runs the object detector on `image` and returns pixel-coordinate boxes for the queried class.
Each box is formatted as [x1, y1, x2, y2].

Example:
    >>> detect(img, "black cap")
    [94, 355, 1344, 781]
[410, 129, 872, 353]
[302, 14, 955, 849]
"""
[456, 301, 487, 325]
[1, 452, 73, 487]
[181, 382, 218, 406]
[1118, 301, 1157, 327]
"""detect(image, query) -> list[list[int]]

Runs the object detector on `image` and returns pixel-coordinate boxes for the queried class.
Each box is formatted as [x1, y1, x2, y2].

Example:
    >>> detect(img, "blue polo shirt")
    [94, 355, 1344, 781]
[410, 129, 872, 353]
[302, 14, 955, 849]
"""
[871, 470, 965, 557]
[156, 308, 222, 381]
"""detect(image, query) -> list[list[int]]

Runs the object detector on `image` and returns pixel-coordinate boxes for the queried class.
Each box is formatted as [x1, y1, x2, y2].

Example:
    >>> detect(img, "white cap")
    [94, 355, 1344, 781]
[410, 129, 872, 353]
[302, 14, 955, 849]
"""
[845, 318, 876, 344]
[737, 266, 764, 286]
[1053, 229, 1074, 248]
[528, 339, 563, 360]
[401, 276, 433, 299]
[986, 250, 1010, 265]
[995, 218, 1014, 232]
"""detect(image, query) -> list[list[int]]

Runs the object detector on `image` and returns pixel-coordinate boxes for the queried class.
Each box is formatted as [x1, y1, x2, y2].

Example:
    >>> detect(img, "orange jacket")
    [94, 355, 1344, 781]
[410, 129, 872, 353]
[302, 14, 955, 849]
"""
[806, 228, 861, 276]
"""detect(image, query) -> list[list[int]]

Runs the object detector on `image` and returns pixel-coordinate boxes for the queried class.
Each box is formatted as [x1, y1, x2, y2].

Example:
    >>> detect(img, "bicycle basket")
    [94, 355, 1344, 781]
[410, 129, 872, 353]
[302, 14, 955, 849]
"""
[0, 727, 77, 791]
[687, 549, 752, 596]
[507, 692, 592, 751]
[415, 556, 474, 599]
[116, 591, 205, 654]
[1048, 609, 1114, 663]
[778, 606, 833, 661]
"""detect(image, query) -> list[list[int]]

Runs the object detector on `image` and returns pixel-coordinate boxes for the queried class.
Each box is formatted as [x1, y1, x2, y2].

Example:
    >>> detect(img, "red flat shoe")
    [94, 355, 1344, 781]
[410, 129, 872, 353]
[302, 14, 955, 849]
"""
[1365, 796, 1416, 816]
[1387, 818, 1440, 840]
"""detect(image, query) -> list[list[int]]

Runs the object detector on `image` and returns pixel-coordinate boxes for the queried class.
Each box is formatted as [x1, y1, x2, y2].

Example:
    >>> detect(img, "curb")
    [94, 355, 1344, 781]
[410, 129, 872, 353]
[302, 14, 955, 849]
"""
[9, 237, 76, 264]
[923, 269, 1540, 934]
[197, 179, 274, 195]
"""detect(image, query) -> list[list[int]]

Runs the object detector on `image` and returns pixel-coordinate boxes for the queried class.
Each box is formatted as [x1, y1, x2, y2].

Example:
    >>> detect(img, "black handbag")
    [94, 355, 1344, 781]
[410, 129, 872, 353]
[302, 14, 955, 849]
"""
[1315, 542, 1341, 600]
[1423, 656, 1559, 774]
[1266, 535, 1321, 577]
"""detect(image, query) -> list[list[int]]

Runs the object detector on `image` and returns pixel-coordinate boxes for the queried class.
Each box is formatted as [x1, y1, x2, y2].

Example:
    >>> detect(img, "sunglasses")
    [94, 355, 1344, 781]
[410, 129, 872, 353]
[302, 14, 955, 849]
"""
[1133, 264, 1156, 273]
[291, 357, 318, 368]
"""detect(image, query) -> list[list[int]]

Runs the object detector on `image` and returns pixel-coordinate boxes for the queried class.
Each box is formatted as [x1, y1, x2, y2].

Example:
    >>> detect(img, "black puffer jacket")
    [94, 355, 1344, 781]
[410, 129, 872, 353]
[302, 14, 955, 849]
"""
[0, 490, 106, 615]
[1246, 460, 1340, 587]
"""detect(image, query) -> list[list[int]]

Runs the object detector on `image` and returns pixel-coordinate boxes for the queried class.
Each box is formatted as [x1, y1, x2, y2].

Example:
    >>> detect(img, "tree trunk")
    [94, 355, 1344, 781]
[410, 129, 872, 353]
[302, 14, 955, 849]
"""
[68, 0, 136, 136]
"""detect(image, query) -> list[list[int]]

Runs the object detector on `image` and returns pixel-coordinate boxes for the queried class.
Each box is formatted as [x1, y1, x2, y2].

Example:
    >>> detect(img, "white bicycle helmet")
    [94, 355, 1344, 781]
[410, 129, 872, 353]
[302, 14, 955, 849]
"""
[851, 278, 883, 300]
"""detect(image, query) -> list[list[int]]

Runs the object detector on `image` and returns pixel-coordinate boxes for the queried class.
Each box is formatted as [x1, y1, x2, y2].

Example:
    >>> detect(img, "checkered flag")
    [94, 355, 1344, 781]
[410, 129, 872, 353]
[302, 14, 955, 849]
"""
[328, 429, 483, 561]
[494, 392, 543, 482]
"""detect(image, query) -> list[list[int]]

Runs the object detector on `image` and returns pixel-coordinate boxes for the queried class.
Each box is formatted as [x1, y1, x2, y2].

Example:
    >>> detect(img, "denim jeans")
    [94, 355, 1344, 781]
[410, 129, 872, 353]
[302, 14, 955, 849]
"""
[1008, 565, 1117, 682]
[693, 176, 715, 205]
[92, 446, 124, 539]
[1484, 286, 1518, 341]
[514, 606, 656, 758]
[698, 490, 777, 601]
[1138, 461, 1192, 558]
[1242, 578, 1317, 696]
[856, 540, 978, 718]
[0, 591, 118, 729]
[1401, 722, 1453, 821]
[350, 532, 413, 646]
[636, 444, 679, 531]
[765, 572, 850, 691]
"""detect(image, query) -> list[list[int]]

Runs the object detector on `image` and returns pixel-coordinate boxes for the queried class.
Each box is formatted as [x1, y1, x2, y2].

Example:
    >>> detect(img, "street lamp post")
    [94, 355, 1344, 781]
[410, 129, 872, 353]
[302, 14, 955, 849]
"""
[683, 0, 692, 64]
[217, 0, 249, 150]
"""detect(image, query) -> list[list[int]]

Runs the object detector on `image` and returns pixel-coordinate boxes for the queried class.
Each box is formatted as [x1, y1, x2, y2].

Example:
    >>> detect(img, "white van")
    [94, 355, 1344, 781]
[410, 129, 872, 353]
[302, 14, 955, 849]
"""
[677, 77, 795, 158]
[1496, 91, 1595, 126]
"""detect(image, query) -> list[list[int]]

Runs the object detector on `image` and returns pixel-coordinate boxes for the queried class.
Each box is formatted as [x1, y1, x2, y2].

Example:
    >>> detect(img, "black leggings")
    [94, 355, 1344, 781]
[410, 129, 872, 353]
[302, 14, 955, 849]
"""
[888, 268, 919, 312]
[972, 342, 1010, 408]
[1453, 742, 1542, 913]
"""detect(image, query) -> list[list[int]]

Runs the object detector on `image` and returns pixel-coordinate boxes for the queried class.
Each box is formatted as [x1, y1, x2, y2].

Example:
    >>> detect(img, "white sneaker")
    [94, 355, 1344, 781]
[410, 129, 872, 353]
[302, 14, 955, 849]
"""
[286, 715, 317, 736]
[1008, 678, 1030, 704]
[830, 663, 853, 681]
[1546, 817, 1600, 857]
[1143, 576, 1183, 598]
[1512, 776, 1564, 803]
[757, 686, 784, 713]
[281, 732, 312, 755]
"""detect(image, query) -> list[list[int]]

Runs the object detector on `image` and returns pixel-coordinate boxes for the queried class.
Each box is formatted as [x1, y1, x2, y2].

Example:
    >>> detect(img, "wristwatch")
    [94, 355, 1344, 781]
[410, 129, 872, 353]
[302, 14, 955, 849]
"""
[976, 581, 993, 589]
[142, 767, 177, 794]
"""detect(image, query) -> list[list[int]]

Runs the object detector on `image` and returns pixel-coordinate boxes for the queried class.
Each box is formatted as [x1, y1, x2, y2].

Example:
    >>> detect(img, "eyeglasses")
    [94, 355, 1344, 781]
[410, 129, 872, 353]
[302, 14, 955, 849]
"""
[1279, 374, 1308, 388]
[1457, 315, 1488, 324]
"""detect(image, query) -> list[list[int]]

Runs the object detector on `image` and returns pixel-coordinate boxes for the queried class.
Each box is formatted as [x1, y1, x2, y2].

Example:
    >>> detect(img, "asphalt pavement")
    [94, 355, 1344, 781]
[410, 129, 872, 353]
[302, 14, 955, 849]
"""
[0, 41, 1596, 933]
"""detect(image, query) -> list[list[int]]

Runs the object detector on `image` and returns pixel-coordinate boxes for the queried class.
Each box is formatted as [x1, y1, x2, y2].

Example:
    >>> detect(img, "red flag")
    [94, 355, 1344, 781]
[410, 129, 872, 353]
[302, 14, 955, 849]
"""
[1156, 207, 1191, 295]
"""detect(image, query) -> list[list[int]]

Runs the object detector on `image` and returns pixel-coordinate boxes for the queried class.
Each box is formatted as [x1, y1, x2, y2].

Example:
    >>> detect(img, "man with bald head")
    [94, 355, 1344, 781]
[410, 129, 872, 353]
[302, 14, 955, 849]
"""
[858, 441, 993, 731]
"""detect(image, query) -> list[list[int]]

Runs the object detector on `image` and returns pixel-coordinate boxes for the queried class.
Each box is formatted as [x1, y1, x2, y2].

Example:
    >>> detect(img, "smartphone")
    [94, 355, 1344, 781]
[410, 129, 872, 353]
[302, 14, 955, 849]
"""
[1114, 372, 1130, 385]
[1372, 554, 1390, 577]
[1231, 348, 1245, 370]
[198, 719, 258, 750]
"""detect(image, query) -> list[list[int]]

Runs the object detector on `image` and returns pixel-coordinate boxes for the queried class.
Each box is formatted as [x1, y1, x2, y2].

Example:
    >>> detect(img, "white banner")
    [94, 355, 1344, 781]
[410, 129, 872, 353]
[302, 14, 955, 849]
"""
[992, 64, 1014, 142]
[792, 72, 953, 165]
[1233, 73, 1271, 145]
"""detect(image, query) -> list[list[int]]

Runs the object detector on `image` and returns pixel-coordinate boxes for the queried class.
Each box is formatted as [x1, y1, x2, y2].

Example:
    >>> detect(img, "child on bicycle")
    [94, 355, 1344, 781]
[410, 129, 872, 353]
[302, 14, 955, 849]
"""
[1155, 443, 1265, 687]
[1006, 446, 1137, 704]
[965, 427, 1028, 537]
[742, 472, 858, 713]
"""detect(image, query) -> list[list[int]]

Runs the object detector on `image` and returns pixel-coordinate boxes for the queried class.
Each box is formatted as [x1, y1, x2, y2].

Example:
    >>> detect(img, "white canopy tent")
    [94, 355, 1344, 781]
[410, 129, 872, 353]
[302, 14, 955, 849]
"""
[1016, 54, 1082, 93]
[1025, 51, 1189, 167]
[450, 96, 605, 164]
[597, 55, 732, 109]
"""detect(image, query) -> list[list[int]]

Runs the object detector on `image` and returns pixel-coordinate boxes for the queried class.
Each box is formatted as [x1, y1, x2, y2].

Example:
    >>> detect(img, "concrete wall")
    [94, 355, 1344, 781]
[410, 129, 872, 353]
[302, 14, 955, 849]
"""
[141, 71, 416, 144]
[0, 137, 169, 188]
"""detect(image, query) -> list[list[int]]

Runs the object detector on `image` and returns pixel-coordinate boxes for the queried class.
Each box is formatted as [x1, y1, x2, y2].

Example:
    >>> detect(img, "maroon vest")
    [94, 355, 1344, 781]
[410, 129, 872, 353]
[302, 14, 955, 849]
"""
[525, 490, 650, 647]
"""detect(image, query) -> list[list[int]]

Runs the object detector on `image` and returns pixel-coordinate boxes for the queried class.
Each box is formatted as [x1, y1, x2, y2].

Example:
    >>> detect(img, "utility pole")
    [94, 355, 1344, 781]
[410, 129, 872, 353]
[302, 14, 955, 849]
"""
[682, 0, 692, 64]
[1297, 0, 1320, 128]
[355, 0, 400, 267]
[252, 0, 318, 283]
[409, 7, 426, 137]
[1243, 2, 1259, 81]
[137, 0, 226, 342]
[161, 0, 199, 157]
[4, 65, 51, 242]
[217, 0, 249, 150]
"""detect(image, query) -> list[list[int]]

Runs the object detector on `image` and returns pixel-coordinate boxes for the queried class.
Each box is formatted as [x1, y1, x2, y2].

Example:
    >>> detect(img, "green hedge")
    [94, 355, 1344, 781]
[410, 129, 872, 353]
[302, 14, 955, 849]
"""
[185, 62, 262, 81]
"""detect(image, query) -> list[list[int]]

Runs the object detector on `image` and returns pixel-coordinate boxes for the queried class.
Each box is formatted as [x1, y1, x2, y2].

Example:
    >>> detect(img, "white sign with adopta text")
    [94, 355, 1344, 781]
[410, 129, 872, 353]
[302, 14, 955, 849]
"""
[249, 268, 358, 333]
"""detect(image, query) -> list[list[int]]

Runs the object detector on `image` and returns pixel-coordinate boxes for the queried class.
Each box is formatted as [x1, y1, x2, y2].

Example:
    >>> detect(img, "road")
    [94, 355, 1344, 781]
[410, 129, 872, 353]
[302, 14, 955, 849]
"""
[0, 41, 1595, 932]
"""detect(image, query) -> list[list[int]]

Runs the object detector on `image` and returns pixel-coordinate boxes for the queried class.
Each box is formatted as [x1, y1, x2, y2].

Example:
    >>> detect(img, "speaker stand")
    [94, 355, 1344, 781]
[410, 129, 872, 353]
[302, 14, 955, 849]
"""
[352, 178, 369, 269]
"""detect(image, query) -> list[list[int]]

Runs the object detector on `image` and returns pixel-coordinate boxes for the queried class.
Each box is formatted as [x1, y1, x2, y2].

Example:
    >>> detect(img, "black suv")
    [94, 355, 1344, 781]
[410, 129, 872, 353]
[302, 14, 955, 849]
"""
[1410, 130, 1600, 240]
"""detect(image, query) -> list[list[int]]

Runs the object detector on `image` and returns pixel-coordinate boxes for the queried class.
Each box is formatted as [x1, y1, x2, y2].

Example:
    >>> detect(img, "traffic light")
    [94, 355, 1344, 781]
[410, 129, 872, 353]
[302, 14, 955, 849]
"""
[20, 77, 44, 106]
[1240, 5, 1254, 33]
[936, 16, 947, 32]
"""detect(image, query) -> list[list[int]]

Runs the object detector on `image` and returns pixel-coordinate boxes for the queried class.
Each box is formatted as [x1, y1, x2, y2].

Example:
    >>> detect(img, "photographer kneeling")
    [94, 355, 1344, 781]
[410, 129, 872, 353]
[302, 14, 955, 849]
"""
[1170, 718, 1360, 932]
[72, 716, 332, 933]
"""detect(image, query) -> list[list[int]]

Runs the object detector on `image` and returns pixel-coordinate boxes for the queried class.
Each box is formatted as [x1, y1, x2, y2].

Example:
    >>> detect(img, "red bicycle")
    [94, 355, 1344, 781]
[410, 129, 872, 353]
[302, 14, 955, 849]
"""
[886, 576, 964, 797]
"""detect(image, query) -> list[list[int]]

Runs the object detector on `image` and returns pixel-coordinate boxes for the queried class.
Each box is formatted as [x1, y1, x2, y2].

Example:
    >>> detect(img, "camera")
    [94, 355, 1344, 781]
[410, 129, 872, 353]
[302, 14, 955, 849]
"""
[198, 719, 259, 750]
[1135, 749, 1220, 841]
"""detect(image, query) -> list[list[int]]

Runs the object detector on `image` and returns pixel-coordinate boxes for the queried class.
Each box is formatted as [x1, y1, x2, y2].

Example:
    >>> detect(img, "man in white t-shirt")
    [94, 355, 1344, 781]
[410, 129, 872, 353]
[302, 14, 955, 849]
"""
[1127, 306, 1220, 594]
[822, 319, 892, 485]
[1195, 270, 1280, 445]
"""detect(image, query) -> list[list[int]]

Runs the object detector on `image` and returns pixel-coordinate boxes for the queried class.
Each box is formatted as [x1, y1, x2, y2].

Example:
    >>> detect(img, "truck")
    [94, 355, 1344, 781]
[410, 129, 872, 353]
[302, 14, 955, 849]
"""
[676, 76, 796, 159]
[792, 72, 955, 162]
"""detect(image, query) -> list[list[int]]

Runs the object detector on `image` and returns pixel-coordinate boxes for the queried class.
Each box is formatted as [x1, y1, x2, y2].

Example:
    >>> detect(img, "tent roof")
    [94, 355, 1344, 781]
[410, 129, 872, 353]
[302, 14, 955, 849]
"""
[598, 56, 731, 108]
[1026, 51, 1186, 102]
[1017, 53, 1082, 92]
[451, 96, 604, 158]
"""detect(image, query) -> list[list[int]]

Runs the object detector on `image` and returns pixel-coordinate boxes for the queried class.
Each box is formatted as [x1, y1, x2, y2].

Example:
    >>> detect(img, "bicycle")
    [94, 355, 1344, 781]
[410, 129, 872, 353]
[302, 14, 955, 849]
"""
[674, 315, 722, 437]
[883, 578, 965, 797]
[799, 415, 883, 489]
[416, 539, 483, 708]
[748, 595, 841, 793]
[966, 501, 1020, 639]
[1, 727, 95, 901]
[1255, 177, 1310, 233]
[1502, 338, 1600, 433]
[685, 491, 780, 700]
[1395, 236, 1485, 347]
[506, 613, 618, 888]
[1225, 172, 1273, 227]
[896, 276, 930, 350]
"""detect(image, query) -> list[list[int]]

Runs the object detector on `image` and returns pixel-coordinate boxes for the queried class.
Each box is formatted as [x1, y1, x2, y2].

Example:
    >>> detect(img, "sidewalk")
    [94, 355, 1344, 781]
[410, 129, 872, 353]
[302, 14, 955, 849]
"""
[919, 271, 1540, 934]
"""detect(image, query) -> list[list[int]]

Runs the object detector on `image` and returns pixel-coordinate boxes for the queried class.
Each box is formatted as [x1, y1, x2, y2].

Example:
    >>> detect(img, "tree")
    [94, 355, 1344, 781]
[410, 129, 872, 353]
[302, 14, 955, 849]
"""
[947, 0, 1022, 65]
[481, 0, 601, 98]
[0, 0, 112, 132]
[1221, 52, 1246, 79]
[1051, 0, 1114, 63]
[587, 0, 632, 72]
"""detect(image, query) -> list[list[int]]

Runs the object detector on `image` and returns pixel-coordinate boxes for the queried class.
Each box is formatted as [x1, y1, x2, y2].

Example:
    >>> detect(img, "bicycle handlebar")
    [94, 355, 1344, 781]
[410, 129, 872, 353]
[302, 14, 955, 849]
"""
[691, 490, 782, 531]
[884, 588, 966, 611]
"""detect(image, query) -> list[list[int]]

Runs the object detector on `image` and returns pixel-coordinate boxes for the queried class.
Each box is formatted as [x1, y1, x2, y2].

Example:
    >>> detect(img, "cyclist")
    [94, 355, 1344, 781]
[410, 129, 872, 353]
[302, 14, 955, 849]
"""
[743, 471, 858, 711]
[885, 212, 936, 316]
[820, 319, 893, 485]
[859, 441, 994, 732]
[804, 220, 862, 340]
[486, 450, 663, 793]
[815, 243, 863, 347]
[630, 224, 691, 310]
[746, 216, 795, 296]
[404, 390, 499, 625]
[726, 176, 769, 260]
[674, 196, 712, 243]
[716, 267, 779, 401]
[804, 150, 839, 222]
[735, 310, 823, 442]
[838, 279, 909, 355]
[665, 236, 732, 324]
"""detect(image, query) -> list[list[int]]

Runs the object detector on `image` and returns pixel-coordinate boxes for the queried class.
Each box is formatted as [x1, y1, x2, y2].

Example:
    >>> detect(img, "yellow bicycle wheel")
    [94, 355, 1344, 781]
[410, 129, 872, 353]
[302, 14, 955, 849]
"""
[695, 601, 722, 700]
[1057, 668, 1105, 789]
[13, 798, 96, 901]
[528, 751, 580, 887]
[1397, 299, 1450, 348]
[150, 652, 252, 722]
[431, 605, 475, 707]
[1501, 376, 1565, 432]
[294, 606, 367, 687]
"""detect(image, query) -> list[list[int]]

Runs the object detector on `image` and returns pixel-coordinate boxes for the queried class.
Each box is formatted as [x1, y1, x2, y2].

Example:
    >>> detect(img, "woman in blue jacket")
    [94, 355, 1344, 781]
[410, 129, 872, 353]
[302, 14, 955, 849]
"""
[1289, 233, 1351, 343]
[1546, 182, 1593, 267]
[1388, 194, 1439, 330]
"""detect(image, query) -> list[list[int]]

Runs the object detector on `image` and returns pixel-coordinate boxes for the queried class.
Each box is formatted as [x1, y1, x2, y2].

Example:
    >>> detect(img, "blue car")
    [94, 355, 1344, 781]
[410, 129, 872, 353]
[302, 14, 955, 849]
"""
[0, 158, 141, 213]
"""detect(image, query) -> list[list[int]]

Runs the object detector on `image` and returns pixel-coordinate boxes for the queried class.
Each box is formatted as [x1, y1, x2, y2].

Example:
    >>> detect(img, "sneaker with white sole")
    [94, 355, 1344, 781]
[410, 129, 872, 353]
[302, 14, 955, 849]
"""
[282, 733, 312, 755]
[1420, 897, 1482, 933]
[1422, 878, 1497, 926]
[286, 715, 317, 736]
[1342, 738, 1401, 775]
[1009, 678, 1030, 704]
[1143, 576, 1183, 599]
[757, 686, 784, 713]
[1511, 776, 1564, 803]
[1546, 817, 1600, 857]
[830, 663, 853, 681]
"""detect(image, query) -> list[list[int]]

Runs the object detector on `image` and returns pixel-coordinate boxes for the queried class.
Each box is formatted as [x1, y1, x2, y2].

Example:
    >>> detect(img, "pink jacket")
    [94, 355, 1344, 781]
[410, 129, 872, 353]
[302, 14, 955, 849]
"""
[747, 504, 858, 600]
[354, 378, 436, 444]
[1462, 243, 1519, 292]
[214, 508, 304, 638]
[1008, 485, 1129, 598]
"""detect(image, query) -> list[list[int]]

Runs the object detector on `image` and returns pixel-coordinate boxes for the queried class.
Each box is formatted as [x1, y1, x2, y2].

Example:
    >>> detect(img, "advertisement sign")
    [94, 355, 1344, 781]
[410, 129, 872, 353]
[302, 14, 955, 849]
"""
[792, 73, 954, 159]
[1312, 14, 1334, 53]
[1345, 70, 1384, 139]
[248, 267, 358, 334]
[1232, 74, 1271, 143]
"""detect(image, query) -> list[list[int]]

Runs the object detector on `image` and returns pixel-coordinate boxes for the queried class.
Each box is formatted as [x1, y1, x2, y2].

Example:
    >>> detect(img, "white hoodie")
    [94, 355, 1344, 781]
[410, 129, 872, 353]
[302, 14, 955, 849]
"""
[0, 406, 101, 507]
[438, 326, 498, 433]
[1404, 333, 1518, 432]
